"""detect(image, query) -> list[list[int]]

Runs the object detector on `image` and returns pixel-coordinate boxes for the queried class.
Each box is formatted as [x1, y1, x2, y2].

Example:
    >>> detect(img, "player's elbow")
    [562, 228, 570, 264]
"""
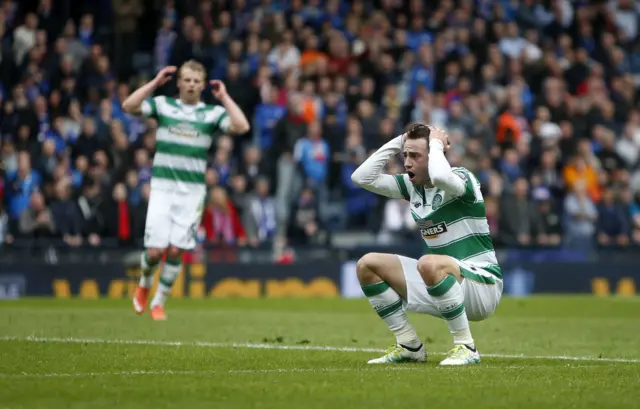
[238, 123, 251, 134]
[121, 100, 136, 114]
[350, 168, 366, 186]
[230, 122, 251, 135]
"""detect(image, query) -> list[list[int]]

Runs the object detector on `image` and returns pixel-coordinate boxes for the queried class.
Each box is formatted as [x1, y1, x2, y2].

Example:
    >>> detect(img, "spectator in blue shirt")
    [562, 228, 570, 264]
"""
[294, 121, 330, 188]
[253, 88, 286, 150]
[407, 16, 433, 51]
[501, 148, 524, 184]
[5, 152, 41, 220]
[409, 44, 434, 98]
[44, 117, 68, 155]
[341, 150, 378, 228]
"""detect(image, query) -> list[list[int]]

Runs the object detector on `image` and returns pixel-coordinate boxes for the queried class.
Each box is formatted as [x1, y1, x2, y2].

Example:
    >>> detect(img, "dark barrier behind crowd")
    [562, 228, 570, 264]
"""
[1, 245, 638, 299]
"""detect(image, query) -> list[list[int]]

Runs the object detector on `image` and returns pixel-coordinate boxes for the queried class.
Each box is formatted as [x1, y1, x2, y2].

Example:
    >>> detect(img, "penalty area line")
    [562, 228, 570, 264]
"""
[1, 335, 639, 364]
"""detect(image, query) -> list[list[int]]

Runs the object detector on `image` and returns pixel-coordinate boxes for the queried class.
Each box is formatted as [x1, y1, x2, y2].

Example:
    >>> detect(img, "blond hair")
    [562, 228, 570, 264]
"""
[179, 60, 207, 81]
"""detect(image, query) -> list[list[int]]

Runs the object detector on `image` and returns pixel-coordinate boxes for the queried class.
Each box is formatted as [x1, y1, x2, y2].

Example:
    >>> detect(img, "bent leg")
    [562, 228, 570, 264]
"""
[417, 254, 480, 366]
[357, 253, 425, 363]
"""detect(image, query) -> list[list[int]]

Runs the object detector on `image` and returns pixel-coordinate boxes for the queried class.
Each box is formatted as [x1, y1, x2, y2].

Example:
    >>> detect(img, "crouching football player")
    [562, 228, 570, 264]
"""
[351, 124, 503, 365]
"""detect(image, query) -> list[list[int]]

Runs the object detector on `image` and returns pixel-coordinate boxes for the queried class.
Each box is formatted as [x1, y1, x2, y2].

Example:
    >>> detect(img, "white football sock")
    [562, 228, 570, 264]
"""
[139, 251, 159, 289]
[427, 274, 474, 347]
[362, 282, 421, 349]
[150, 259, 181, 308]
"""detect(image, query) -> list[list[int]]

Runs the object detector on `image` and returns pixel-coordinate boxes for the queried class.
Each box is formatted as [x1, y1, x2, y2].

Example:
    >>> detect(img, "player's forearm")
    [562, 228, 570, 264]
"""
[428, 140, 465, 196]
[121, 80, 158, 114]
[220, 94, 250, 134]
[351, 135, 402, 187]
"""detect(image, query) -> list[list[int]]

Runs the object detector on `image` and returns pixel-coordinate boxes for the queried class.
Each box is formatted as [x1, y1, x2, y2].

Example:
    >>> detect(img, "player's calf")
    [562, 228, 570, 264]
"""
[417, 255, 478, 365]
[133, 248, 165, 314]
[140, 248, 164, 287]
[149, 246, 183, 320]
[357, 253, 425, 363]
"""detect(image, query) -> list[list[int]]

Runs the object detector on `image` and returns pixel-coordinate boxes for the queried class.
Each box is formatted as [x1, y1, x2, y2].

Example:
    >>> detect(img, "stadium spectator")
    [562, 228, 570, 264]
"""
[5, 152, 41, 221]
[112, 0, 143, 77]
[201, 186, 247, 246]
[534, 188, 564, 247]
[18, 190, 54, 238]
[287, 186, 326, 246]
[0, 0, 640, 256]
[564, 181, 598, 251]
[0, 201, 10, 247]
[499, 177, 545, 247]
[49, 181, 81, 247]
[238, 145, 267, 193]
[596, 188, 630, 247]
[245, 177, 277, 246]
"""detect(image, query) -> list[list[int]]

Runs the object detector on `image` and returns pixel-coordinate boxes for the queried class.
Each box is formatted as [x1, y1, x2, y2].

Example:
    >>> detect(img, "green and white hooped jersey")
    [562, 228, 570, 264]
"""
[394, 167, 502, 279]
[141, 96, 230, 193]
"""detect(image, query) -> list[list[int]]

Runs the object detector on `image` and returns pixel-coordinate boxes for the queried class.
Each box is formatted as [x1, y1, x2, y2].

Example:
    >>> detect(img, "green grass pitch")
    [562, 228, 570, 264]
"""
[1, 296, 639, 409]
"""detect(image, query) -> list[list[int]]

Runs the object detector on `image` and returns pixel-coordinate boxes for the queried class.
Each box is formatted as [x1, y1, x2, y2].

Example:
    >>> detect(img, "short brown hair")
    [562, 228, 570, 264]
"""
[406, 123, 431, 141]
[179, 60, 207, 81]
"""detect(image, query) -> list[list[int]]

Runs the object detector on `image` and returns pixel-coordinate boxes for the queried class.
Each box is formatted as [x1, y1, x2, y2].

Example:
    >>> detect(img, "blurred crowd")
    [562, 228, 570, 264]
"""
[1, 0, 640, 252]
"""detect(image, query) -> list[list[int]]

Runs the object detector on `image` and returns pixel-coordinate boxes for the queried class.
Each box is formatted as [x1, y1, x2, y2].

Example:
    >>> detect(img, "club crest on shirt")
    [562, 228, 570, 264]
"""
[432, 193, 443, 210]
[196, 111, 206, 121]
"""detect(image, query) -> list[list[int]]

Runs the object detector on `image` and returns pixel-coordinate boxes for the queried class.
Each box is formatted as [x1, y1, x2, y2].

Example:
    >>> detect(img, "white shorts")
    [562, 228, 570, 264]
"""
[144, 188, 205, 250]
[397, 255, 503, 322]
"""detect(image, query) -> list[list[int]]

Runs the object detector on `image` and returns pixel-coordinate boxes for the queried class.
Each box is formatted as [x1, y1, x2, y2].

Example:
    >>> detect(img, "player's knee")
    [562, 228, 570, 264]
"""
[166, 246, 182, 260]
[146, 248, 165, 263]
[417, 255, 449, 285]
[356, 253, 382, 284]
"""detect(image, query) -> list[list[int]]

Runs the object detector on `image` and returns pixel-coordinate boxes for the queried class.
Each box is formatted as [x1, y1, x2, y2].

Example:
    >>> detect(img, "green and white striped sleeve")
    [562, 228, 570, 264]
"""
[140, 96, 162, 118]
[211, 106, 230, 133]
[452, 167, 481, 203]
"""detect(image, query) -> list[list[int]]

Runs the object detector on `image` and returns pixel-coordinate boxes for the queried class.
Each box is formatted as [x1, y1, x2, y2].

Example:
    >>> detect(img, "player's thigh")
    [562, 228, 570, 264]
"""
[144, 189, 172, 249]
[454, 259, 504, 322]
[169, 192, 205, 250]
[396, 255, 441, 317]
[359, 252, 410, 299]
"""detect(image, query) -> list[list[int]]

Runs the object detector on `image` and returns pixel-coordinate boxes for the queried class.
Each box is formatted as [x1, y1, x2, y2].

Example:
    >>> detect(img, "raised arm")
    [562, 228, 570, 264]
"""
[210, 80, 251, 135]
[351, 134, 409, 199]
[121, 66, 176, 115]
[427, 126, 465, 197]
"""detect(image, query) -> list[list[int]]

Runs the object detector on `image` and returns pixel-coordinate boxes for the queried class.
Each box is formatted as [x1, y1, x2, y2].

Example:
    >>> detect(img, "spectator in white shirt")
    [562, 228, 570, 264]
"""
[13, 12, 38, 65]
